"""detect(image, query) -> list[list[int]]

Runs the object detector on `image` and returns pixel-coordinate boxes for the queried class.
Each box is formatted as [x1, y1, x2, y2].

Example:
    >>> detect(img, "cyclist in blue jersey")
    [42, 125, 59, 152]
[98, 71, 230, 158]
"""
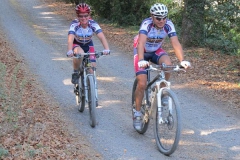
[133, 3, 191, 131]
[67, 3, 110, 84]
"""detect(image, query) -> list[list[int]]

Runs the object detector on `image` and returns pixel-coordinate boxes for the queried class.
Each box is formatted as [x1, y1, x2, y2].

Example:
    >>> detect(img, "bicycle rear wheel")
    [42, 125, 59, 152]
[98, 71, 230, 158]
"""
[153, 88, 181, 156]
[76, 74, 85, 112]
[87, 75, 97, 127]
[131, 79, 150, 134]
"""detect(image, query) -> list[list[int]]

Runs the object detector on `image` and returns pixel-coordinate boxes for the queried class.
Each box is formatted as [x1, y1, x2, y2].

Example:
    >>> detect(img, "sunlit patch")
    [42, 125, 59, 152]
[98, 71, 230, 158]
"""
[96, 101, 121, 108]
[33, 5, 44, 9]
[96, 105, 103, 109]
[100, 100, 122, 105]
[179, 140, 216, 147]
[200, 125, 240, 136]
[41, 16, 53, 19]
[97, 76, 116, 82]
[97, 89, 106, 94]
[40, 12, 55, 15]
[52, 57, 71, 61]
[182, 129, 195, 135]
[172, 83, 190, 89]
[230, 146, 240, 151]
[63, 79, 71, 85]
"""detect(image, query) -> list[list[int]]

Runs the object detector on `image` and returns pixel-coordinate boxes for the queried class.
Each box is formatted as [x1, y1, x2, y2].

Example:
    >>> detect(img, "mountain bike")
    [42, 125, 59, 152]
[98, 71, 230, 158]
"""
[131, 63, 185, 156]
[73, 51, 105, 128]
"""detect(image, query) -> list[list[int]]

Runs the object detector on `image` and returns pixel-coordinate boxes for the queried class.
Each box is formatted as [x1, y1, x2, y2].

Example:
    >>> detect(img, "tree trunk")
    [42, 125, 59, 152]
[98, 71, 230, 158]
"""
[181, 0, 205, 47]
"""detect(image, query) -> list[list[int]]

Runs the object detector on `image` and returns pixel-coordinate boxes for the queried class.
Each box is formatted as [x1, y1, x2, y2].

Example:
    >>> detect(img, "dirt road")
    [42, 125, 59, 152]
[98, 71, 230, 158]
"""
[1, 0, 239, 159]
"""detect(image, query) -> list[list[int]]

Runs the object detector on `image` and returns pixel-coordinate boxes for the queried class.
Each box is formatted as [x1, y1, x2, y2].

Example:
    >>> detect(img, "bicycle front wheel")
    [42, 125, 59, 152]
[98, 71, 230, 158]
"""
[131, 79, 150, 134]
[77, 75, 85, 112]
[153, 88, 181, 156]
[87, 75, 97, 127]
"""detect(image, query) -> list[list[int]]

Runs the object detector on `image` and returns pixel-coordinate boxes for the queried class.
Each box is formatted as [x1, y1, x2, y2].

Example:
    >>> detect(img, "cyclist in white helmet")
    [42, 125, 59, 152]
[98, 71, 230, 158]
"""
[132, 3, 191, 131]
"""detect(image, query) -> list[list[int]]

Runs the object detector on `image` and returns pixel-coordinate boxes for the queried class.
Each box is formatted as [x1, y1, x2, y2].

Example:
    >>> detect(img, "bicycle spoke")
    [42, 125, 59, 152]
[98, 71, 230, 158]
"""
[153, 89, 181, 156]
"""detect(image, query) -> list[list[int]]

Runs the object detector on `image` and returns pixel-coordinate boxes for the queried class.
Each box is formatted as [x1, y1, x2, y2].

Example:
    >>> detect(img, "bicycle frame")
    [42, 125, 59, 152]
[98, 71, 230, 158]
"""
[132, 63, 185, 155]
[72, 51, 107, 127]
[145, 65, 183, 124]
[81, 56, 98, 104]
[73, 52, 103, 104]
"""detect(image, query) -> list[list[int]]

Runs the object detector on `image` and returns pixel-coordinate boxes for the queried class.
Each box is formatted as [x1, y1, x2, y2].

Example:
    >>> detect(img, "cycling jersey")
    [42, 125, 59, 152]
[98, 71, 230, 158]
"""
[68, 19, 102, 62]
[133, 17, 177, 52]
[68, 19, 102, 45]
[133, 17, 177, 75]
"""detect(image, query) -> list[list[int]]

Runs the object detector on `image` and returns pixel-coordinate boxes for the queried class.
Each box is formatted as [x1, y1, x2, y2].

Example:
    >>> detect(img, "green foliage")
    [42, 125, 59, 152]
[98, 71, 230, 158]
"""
[63, 0, 240, 55]
[205, 0, 240, 54]
[26, 149, 36, 158]
[156, 0, 183, 27]
[109, 0, 150, 26]
[181, 0, 206, 47]
[229, 29, 240, 55]
[86, 0, 180, 26]
[59, 0, 79, 4]
[0, 147, 9, 159]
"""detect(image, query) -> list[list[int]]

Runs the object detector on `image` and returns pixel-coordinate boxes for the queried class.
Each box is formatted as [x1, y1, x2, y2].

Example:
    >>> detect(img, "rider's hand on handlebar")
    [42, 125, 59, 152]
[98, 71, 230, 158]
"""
[103, 49, 110, 55]
[180, 60, 191, 69]
[66, 50, 74, 57]
[138, 60, 149, 68]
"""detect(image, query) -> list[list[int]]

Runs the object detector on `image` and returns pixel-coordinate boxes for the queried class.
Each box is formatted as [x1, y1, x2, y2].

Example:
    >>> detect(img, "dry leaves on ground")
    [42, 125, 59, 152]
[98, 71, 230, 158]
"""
[0, 29, 102, 159]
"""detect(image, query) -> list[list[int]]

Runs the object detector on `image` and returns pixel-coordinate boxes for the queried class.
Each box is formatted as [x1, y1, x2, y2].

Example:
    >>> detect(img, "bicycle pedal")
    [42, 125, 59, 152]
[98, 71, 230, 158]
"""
[74, 90, 79, 95]
[74, 85, 79, 95]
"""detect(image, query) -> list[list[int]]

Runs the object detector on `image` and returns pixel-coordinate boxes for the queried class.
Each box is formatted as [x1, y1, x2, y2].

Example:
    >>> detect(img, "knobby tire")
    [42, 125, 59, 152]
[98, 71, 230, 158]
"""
[77, 74, 85, 112]
[153, 88, 181, 156]
[87, 75, 97, 127]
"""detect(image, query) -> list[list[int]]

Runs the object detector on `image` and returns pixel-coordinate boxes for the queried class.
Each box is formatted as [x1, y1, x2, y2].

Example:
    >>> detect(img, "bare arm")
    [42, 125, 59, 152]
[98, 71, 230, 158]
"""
[170, 36, 184, 62]
[67, 34, 75, 51]
[96, 32, 109, 50]
[137, 33, 147, 60]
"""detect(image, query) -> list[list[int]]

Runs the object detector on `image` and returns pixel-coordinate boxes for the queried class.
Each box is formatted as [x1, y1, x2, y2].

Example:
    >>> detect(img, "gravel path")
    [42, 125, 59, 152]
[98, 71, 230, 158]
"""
[1, 0, 239, 159]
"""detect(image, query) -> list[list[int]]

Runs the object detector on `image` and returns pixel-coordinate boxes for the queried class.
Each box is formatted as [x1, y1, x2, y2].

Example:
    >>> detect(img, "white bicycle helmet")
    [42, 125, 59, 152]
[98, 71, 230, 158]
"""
[150, 3, 168, 17]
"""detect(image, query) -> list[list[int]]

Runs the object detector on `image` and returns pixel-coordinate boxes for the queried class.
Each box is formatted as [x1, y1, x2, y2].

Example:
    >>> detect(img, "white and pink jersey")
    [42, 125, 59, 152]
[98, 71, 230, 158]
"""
[68, 19, 102, 45]
[134, 17, 177, 52]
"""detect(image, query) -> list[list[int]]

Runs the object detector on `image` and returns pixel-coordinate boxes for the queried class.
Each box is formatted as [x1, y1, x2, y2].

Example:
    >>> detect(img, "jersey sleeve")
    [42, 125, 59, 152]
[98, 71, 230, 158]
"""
[164, 20, 177, 38]
[89, 20, 102, 34]
[68, 20, 78, 35]
[138, 18, 152, 35]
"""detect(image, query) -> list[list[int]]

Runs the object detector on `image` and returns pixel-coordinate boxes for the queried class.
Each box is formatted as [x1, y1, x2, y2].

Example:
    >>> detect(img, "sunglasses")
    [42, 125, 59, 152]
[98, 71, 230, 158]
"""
[153, 16, 167, 21]
[78, 15, 89, 18]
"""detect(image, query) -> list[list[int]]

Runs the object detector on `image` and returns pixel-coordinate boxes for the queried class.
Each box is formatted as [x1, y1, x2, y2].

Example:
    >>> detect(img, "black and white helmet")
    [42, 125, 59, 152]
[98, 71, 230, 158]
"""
[150, 3, 168, 17]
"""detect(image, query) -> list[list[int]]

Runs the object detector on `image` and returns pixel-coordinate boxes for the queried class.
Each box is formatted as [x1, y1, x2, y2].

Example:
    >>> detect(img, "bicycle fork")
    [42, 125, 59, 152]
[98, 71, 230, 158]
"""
[83, 71, 89, 103]
[155, 80, 171, 124]
[93, 69, 98, 104]
[83, 69, 98, 103]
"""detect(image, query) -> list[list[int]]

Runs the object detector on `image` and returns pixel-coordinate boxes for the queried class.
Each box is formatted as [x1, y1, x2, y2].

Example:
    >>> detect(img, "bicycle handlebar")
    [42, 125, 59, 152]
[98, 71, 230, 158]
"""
[74, 51, 105, 58]
[67, 51, 109, 59]
[147, 63, 186, 72]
